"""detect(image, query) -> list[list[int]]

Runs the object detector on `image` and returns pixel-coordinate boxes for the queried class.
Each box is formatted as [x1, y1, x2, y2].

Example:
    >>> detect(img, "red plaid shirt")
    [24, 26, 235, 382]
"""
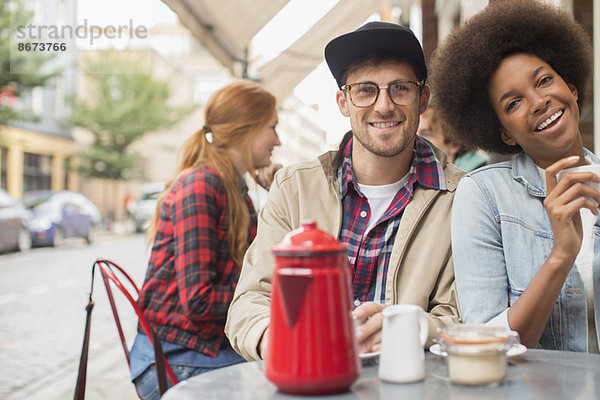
[338, 135, 446, 303]
[137, 167, 257, 356]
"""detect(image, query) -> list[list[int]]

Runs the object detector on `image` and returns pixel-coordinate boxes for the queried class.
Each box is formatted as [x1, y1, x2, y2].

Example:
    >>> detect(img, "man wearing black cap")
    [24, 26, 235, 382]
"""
[226, 22, 463, 361]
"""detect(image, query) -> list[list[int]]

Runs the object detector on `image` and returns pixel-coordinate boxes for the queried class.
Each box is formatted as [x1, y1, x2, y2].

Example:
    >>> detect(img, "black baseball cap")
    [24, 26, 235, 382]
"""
[324, 21, 427, 88]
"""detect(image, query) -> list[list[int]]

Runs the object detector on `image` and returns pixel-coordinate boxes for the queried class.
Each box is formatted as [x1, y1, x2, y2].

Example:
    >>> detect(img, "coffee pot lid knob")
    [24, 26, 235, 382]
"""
[272, 220, 346, 255]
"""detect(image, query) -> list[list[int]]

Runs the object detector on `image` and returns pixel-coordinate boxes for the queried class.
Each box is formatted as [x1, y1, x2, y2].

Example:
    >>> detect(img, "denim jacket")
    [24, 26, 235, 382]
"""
[452, 149, 600, 351]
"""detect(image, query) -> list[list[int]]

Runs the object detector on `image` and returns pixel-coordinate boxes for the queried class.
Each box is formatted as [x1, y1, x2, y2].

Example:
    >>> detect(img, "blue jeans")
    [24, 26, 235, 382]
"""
[134, 364, 214, 400]
[129, 333, 246, 398]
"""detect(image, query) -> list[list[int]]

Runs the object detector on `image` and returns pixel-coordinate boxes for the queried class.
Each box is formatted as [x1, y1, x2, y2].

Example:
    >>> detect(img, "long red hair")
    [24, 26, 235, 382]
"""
[147, 80, 276, 266]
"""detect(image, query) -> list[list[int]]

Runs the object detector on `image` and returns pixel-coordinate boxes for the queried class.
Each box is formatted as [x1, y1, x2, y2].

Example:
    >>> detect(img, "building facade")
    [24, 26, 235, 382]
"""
[1, 0, 79, 199]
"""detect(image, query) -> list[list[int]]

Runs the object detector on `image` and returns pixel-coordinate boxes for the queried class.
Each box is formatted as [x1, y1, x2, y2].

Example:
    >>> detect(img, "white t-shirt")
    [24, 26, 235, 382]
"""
[357, 173, 410, 235]
[538, 162, 599, 352]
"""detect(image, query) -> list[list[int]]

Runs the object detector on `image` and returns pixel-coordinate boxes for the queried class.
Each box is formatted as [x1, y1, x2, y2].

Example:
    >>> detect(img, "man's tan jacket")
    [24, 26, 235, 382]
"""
[225, 144, 465, 361]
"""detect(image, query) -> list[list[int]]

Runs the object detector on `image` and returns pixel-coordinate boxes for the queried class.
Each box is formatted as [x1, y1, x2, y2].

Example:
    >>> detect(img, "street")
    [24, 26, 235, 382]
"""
[0, 233, 150, 400]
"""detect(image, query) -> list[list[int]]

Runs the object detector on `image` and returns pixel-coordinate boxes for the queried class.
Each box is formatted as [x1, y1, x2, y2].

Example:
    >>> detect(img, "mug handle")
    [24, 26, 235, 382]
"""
[418, 309, 429, 347]
[505, 330, 521, 350]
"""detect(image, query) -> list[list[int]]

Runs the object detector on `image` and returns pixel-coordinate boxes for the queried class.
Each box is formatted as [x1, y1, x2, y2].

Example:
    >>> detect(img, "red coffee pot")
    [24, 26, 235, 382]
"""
[265, 221, 360, 395]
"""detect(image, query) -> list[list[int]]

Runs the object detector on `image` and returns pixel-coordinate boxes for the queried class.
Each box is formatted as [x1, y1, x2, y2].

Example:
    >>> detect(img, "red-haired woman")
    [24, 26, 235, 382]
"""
[129, 80, 281, 399]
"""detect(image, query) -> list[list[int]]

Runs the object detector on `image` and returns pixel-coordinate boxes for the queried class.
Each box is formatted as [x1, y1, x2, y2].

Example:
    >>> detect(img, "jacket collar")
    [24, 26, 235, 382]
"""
[318, 134, 463, 192]
[512, 148, 600, 197]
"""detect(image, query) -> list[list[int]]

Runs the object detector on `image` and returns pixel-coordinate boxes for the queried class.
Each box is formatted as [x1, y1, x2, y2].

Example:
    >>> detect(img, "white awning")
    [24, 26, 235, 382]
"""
[161, 0, 289, 72]
[259, 0, 387, 99]
[161, 0, 388, 99]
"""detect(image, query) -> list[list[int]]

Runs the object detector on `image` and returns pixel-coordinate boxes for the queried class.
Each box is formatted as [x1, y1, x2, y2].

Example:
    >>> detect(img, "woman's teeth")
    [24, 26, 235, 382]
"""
[537, 110, 563, 131]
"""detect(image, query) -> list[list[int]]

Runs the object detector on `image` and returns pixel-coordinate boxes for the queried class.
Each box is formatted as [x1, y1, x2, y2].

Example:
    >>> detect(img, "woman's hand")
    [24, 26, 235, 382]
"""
[255, 163, 283, 190]
[544, 155, 600, 265]
[509, 155, 600, 347]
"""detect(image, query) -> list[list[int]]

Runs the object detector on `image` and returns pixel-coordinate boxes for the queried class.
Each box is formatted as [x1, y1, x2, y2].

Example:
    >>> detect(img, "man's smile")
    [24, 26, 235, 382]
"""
[369, 121, 401, 129]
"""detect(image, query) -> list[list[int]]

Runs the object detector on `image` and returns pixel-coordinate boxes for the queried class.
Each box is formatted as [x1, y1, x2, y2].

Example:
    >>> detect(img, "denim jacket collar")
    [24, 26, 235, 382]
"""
[511, 148, 600, 198]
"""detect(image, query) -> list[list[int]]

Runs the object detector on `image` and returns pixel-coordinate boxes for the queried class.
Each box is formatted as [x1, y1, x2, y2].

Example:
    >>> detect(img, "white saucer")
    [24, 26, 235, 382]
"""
[429, 343, 527, 358]
[428, 344, 445, 357]
[359, 351, 381, 360]
[506, 344, 527, 357]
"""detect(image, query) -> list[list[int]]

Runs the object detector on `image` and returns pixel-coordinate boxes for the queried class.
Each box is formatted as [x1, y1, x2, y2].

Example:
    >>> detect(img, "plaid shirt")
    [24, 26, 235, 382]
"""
[338, 135, 446, 303]
[137, 167, 257, 356]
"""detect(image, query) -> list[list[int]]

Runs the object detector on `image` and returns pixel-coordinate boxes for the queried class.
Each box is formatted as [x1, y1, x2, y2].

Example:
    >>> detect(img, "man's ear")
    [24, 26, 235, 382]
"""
[419, 84, 430, 115]
[500, 129, 517, 146]
[336, 90, 350, 117]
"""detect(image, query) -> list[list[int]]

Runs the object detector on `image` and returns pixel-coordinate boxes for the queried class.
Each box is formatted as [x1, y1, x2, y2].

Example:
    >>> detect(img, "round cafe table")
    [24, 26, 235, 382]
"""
[162, 349, 600, 400]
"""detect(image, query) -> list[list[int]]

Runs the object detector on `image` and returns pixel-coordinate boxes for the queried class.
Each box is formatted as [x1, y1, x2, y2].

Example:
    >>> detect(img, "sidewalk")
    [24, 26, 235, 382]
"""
[103, 220, 138, 237]
[2, 228, 145, 400]
[9, 345, 138, 400]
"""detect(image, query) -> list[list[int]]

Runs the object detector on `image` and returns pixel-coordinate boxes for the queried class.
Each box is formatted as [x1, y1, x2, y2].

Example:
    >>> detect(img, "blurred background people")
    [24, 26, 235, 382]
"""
[418, 104, 488, 172]
[128, 80, 281, 399]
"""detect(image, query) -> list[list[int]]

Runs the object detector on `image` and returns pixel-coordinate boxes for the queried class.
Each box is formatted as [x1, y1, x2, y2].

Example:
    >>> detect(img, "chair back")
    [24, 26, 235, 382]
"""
[74, 258, 177, 400]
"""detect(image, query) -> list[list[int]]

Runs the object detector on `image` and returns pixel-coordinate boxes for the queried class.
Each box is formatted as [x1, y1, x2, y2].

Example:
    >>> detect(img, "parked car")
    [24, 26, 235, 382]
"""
[0, 189, 32, 253]
[22, 190, 101, 247]
[132, 182, 164, 233]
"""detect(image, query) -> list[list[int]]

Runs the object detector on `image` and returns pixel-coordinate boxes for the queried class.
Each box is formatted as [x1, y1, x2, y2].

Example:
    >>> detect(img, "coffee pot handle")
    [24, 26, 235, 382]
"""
[418, 309, 429, 347]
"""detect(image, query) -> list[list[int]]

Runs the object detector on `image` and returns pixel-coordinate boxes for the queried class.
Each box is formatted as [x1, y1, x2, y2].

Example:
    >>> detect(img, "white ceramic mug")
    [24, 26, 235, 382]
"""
[378, 304, 428, 383]
[556, 164, 600, 193]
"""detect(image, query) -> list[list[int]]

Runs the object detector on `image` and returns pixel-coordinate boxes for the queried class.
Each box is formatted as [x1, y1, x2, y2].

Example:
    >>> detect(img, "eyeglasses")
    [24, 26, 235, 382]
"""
[341, 79, 424, 108]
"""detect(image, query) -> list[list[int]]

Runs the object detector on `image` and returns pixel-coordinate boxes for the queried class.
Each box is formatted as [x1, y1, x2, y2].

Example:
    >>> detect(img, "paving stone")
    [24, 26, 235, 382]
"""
[0, 234, 148, 399]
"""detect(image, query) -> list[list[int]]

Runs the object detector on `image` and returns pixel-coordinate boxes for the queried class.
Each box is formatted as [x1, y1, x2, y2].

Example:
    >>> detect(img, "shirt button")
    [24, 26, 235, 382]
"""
[360, 211, 367, 218]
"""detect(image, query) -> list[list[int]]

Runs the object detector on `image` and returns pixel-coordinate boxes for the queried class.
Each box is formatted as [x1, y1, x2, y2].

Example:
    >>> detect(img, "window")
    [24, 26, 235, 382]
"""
[23, 152, 52, 192]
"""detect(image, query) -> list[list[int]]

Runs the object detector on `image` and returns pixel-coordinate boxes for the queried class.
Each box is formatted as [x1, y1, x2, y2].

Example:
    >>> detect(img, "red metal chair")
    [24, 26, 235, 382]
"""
[74, 258, 178, 400]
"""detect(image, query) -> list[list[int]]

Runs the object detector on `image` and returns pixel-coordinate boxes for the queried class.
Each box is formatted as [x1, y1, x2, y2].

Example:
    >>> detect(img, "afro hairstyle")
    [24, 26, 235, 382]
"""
[428, 0, 592, 154]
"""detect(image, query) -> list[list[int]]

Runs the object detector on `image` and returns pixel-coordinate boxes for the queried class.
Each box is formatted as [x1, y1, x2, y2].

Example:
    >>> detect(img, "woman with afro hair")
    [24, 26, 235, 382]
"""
[429, 0, 600, 351]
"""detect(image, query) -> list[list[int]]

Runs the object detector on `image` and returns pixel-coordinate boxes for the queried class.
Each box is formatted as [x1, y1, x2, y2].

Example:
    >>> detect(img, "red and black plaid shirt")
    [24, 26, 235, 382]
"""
[137, 167, 257, 356]
[338, 135, 446, 303]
